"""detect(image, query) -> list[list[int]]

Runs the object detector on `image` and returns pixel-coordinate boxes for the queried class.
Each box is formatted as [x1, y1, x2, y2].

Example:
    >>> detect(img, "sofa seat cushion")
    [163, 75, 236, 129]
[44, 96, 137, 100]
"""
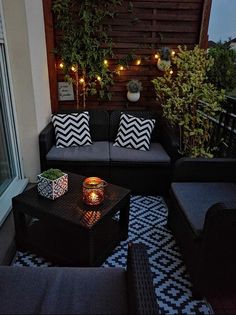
[171, 182, 236, 236]
[46, 141, 109, 162]
[110, 142, 170, 164]
[0, 266, 128, 314]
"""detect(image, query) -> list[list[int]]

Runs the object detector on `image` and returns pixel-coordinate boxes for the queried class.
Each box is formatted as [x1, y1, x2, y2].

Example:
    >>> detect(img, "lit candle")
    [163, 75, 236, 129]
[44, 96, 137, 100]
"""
[83, 177, 106, 206]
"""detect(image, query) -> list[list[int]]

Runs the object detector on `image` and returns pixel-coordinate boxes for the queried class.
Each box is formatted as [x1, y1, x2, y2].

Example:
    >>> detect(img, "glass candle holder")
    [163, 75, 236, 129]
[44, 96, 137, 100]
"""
[83, 177, 106, 206]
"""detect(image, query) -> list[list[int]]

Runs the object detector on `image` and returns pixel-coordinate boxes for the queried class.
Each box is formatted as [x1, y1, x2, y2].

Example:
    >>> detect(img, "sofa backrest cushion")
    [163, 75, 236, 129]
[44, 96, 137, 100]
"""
[109, 110, 161, 142]
[57, 110, 109, 141]
[52, 112, 92, 148]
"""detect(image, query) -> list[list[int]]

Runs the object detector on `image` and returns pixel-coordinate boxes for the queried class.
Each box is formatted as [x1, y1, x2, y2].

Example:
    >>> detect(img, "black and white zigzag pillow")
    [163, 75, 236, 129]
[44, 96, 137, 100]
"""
[113, 113, 155, 151]
[51, 112, 92, 148]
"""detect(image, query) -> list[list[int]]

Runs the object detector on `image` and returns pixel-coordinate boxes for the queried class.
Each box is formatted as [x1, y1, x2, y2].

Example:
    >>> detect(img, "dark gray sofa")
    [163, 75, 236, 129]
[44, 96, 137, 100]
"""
[0, 244, 159, 314]
[39, 110, 179, 195]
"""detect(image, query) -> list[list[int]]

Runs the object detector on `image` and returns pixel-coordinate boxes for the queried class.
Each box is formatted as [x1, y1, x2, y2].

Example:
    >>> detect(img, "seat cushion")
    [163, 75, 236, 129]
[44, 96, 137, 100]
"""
[171, 182, 236, 235]
[110, 142, 170, 164]
[0, 266, 128, 314]
[46, 141, 109, 162]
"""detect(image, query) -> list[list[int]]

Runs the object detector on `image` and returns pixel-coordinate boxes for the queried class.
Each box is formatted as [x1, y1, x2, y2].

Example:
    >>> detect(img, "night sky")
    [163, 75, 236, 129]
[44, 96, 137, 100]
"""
[208, 0, 236, 42]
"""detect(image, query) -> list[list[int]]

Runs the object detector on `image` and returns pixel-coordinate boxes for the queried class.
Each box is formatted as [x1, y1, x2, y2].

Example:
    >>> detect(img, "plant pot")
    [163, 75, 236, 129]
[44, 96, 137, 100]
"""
[127, 91, 140, 102]
[37, 172, 68, 200]
[157, 59, 171, 71]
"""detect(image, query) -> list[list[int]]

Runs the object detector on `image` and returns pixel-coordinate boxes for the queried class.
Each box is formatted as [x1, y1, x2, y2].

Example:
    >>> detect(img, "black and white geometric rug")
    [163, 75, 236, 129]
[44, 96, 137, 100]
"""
[13, 196, 213, 315]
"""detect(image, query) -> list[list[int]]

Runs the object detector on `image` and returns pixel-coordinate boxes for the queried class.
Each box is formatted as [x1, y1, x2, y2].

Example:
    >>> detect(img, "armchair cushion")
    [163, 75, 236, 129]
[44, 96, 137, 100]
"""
[46, 141, 110, 162]
[113, 113, 155, 151]
[0, 266, 127, 314]
[171, 182, 236, 235]
[52, 112, 92, 148]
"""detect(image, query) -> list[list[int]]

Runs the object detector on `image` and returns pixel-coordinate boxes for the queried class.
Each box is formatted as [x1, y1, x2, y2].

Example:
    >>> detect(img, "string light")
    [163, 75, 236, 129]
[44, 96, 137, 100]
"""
[71, 66, 77, 72]
[97, 76, 101, 81]
[171, 50, 175, 56]
[59, 62, 64, 69]
[103, 59, 108, 66]
[136, 59, 141, 65]
[170, 69, 173, 75]
[79, 78, 85, 84]
[119, 65, 124, 71]
[154, 53, 159, 59]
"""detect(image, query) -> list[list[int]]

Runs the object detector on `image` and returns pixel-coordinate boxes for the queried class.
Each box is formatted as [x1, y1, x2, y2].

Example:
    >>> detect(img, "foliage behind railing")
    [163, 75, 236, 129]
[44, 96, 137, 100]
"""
[199, 96, 236, 157]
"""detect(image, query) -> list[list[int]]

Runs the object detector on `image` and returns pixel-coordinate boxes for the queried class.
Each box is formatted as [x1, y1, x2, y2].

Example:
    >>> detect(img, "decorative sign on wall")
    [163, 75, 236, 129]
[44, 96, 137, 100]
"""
[58, 82, 74, 101]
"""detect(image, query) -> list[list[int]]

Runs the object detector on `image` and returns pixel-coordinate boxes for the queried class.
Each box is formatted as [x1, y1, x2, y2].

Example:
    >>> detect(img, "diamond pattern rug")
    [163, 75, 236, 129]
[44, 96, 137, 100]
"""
[13, 196, 213, 315]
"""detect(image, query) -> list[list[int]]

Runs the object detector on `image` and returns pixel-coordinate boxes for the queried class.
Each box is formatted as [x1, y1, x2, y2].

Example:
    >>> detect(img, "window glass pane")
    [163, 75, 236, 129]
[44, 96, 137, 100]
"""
[0, 45, 16, 196]
[0, 104, 15, 195]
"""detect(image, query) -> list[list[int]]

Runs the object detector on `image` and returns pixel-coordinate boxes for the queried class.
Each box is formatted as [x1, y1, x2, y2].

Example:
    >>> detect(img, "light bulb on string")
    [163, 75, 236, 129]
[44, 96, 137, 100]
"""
[154, 53, 159, 60]
[79, 78, 85, 84]
[104, 59, 108, 66]
[97, 76, 101, 82]
[136, 59, 141, 65]
[71, 66, 77, 72]
[59, 62, 64, 69]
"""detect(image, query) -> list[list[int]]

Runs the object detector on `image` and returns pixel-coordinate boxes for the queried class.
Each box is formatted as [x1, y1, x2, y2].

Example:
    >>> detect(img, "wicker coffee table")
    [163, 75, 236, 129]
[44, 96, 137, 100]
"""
[13, 173, 130, 266]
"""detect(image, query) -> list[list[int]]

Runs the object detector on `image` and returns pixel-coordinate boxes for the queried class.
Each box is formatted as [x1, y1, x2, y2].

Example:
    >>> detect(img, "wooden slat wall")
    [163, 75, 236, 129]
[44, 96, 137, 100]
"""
[43, 0, 211, 112]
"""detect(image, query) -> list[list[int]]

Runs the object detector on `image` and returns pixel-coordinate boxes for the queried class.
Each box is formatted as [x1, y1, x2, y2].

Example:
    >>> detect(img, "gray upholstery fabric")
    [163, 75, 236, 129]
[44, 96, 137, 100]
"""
[110, 142, 170, 163]
[0, 266, 127, 314]
[171, 182, 236, 234]
[46, 141, 109, 162]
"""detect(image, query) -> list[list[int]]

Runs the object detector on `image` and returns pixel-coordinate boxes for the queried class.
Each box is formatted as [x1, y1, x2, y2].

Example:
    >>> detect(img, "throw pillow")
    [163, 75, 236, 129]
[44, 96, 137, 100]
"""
[51, 112, 92, 148]
[113, 113, 155, 151]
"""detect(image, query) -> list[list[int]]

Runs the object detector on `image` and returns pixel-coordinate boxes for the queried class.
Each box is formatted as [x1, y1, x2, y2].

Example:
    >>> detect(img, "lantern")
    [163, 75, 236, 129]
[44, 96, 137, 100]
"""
[83, 177, 106, 205]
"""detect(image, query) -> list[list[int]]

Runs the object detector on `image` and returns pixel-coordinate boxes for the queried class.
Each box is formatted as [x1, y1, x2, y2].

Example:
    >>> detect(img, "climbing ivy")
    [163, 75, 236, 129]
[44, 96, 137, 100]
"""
[53, 0, 122, 107]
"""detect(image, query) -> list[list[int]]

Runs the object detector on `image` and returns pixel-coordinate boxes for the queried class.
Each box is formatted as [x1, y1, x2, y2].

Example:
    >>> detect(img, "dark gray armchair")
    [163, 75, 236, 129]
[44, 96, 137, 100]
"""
[168, 158, 236, 296]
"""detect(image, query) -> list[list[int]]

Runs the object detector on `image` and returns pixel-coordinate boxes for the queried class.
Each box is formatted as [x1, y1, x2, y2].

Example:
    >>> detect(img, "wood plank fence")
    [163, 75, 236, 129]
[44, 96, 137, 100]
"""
[43, 0, 212, 112]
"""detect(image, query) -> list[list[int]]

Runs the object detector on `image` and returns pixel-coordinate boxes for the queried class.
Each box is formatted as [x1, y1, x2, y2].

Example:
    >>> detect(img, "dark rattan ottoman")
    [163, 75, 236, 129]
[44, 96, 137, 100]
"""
[13, 173, 130, 266]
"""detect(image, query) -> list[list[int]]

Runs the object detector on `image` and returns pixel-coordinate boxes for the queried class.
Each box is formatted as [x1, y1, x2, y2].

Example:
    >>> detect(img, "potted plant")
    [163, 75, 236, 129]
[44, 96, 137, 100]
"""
[152, 45, 225, 157]
[37, 168, 68, 200]
[157, 47, 171, 71]
[127, 79, 142, 102]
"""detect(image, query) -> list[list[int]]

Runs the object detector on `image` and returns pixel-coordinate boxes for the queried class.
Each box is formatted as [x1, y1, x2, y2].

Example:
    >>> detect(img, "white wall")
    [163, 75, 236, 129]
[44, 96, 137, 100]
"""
[1, 0, 51, 182]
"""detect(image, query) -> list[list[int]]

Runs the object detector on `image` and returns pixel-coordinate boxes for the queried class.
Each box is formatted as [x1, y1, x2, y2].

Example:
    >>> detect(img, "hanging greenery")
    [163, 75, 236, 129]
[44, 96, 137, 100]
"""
[152, 45, 225, 158]
[52, 0, 122, 108]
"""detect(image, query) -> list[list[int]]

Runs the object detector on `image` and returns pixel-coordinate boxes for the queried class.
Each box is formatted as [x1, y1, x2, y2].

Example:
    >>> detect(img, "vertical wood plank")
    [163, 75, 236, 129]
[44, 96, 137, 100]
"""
[42, 0, 58, 113]
[199, 0, 212, 49]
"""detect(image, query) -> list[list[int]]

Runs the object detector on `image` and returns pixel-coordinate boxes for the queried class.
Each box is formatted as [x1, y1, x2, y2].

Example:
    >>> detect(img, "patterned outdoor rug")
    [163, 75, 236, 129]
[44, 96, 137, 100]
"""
[13, 196, 213, 315]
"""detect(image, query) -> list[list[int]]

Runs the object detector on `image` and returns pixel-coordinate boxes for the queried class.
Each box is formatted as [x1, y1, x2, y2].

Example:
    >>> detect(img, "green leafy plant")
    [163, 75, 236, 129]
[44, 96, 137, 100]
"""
[207, 41, 236, 92]
[127, 80, 142, 93]
[53, 0, 122, 108]
[152, 45, 225, 158]
[41, 169, 64, 180]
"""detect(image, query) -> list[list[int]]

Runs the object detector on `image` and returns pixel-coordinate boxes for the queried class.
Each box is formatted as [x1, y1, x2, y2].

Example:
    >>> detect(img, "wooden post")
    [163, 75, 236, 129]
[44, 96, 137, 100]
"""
[42, 0, 58, 113]
[199, 0, 212, 49]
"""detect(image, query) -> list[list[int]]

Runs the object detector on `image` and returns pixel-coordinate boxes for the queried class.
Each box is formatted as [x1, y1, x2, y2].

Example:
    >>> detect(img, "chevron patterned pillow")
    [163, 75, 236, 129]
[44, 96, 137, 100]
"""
[51, 112, 92, 148]
[113, 113, 155, 151]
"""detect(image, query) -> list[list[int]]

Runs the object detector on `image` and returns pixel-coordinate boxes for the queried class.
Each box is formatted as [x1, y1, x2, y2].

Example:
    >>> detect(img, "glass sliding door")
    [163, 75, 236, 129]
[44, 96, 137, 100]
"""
[0, 13, 27, 224]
